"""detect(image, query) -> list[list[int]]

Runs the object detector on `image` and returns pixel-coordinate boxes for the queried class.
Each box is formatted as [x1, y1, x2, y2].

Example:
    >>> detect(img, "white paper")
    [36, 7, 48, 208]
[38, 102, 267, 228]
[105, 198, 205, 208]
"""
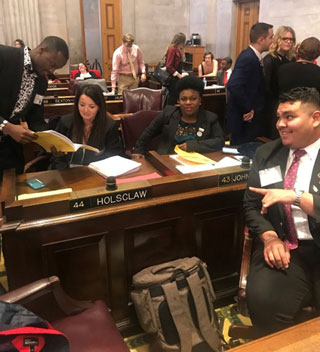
[176, 164, 215, 174]
[89, 156, 141, 177]
[213, 157, 241, 169]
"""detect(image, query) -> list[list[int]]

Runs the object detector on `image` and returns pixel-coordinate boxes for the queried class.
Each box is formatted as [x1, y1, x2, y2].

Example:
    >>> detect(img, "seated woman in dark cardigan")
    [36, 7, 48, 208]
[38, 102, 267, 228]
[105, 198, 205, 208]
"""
[132, 75, 225, 157]
[50, 84, 124, 169]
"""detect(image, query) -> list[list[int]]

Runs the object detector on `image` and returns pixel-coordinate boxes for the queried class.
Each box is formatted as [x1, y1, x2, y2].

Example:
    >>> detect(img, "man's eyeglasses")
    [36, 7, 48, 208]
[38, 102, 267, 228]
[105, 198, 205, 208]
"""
[281, 37, 294, 42]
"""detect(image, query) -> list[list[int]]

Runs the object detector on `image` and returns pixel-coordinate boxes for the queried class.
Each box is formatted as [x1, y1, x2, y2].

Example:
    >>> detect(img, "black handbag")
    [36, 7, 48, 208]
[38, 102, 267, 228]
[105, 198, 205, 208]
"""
[153, 61, 172, 87]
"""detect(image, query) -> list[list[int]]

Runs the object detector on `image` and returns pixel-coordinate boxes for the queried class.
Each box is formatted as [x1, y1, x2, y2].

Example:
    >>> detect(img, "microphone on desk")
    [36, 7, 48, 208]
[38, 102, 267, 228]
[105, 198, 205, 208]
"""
[106, 176, 117, 191]
[241, 156, 250, 169]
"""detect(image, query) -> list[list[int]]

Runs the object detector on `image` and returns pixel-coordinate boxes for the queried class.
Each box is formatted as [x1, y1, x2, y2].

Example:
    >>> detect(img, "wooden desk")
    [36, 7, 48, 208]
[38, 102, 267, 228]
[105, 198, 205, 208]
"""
[229, 317, 320, 351]
[1, 152, 246, 332]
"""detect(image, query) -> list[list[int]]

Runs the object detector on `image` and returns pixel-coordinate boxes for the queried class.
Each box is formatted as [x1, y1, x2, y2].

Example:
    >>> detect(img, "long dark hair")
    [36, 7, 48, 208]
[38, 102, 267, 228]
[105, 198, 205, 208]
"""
[72, 84, 107, 148]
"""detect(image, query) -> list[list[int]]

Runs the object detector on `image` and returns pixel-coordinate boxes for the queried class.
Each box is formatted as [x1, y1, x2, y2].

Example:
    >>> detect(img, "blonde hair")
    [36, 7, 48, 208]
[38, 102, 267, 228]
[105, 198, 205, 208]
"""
[122, 33, 134, 44]
[269, 26, 296, 60]
[169, 32, 186, 48]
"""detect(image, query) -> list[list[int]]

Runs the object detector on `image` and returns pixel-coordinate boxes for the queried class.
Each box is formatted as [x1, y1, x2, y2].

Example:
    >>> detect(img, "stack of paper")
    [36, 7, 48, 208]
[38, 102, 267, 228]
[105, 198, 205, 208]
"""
[89, 155, 141, 178]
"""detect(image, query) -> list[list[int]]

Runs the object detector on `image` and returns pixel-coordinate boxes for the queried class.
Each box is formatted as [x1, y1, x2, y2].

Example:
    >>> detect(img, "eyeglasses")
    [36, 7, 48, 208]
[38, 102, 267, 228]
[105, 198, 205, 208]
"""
[281, 37, 294, 42]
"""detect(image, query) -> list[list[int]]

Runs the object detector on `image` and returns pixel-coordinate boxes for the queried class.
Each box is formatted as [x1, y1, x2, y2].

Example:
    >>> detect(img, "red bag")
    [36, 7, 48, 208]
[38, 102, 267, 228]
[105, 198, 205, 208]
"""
[0, 302, 69, 351]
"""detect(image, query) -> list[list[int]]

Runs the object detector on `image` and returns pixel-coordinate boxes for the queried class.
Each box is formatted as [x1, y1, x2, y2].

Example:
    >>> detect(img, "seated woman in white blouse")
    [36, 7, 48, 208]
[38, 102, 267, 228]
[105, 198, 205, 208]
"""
[198, 52, 218, 78]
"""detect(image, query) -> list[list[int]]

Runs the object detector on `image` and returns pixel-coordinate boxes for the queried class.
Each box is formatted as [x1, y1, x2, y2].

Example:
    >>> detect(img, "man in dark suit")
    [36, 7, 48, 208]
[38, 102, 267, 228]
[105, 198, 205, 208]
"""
[0, 36, 69, 179]
[227, 22, 273, 145]
[216, 57, 232, 86]
[244, 87, 320, 336]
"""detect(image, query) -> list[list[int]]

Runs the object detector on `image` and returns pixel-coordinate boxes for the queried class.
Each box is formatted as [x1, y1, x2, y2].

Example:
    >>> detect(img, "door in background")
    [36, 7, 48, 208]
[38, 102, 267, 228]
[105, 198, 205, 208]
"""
[235, 0, 260, 59]
[100, 0, 122, 81]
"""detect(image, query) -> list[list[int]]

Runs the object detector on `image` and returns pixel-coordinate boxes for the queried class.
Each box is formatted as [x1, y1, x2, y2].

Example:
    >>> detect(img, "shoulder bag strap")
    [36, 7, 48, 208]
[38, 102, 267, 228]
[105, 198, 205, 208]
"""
[162, 281, 192, 352]
[186, 274, 221, 352]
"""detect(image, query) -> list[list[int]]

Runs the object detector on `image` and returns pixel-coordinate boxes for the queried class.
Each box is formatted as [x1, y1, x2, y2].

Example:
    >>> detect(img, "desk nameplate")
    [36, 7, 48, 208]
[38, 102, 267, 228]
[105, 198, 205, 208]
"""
[69, 186, 151, 213]
[44, 95, 122, 105]
[218, 169, 249, 186]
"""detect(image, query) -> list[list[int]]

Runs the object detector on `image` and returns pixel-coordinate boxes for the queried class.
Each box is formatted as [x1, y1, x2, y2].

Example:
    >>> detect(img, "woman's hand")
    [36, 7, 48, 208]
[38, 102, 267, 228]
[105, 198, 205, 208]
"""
[50, 145, 67, 157]
[178, 143, 187, 151]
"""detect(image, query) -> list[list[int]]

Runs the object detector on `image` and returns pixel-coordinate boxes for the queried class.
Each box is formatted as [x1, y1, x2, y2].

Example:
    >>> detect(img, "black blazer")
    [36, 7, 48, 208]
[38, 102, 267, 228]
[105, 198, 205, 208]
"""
[133, 106, 225, 155]
[243, 139, 320, 247]
[0, 45, 48, 173]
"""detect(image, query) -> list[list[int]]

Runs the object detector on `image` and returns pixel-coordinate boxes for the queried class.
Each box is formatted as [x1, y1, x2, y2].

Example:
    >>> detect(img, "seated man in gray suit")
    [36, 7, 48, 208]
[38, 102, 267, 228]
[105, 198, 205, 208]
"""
[244, 87, 320, 336]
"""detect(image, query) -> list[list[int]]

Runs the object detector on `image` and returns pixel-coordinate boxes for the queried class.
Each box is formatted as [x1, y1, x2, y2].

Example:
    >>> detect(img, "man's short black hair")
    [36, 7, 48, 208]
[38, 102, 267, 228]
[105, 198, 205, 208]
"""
[249, 22, 273, 43]
[40, 36, 69, 61]
[176, 75, 204, 97]
[222, 56, 232, 65]
[279, 87, 320, 109]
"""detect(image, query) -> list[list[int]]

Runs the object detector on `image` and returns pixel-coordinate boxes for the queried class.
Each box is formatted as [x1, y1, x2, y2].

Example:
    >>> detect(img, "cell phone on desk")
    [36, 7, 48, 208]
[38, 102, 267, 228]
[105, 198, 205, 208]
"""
[25, 178, 46, 190]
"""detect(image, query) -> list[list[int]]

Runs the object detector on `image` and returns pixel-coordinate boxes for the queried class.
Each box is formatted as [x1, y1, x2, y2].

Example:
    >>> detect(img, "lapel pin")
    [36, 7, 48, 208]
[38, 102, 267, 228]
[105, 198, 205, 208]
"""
[197, 128, 204, 137]
[313, 185, 319, 192]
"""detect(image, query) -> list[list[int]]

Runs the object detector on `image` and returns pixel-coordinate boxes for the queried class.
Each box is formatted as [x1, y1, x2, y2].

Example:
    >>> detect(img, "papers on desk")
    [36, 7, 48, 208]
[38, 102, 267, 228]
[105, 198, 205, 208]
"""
[204, 84, 225, 89]
[89, 155, 141, 178]
[170, 154, 241, 174]
[17, 188, 73, 200]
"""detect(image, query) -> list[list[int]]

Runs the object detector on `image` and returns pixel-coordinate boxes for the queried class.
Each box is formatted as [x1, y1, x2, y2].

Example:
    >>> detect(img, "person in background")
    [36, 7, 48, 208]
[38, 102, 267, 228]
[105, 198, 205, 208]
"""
[132, 75, 224, 157]
[14, 39, 25, 48]
[227, 22, 274, 145]
[244, 87, 320, 336]
[0, 36, 69, 180]
[263, 26, 296, 139]
[278, 37, 320, 95]
[198, 52, 218, 78]
[74, 62, 98, 80]
[165, 32, 187, 106]
[111, 33, 146, 95]
[216, 57, 232, 86]
[50, 84, 123, 169]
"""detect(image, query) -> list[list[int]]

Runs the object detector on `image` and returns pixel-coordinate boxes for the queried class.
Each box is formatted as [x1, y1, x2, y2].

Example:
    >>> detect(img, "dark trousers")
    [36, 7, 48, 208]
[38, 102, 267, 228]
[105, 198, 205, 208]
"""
[246, 239, 320, 336]
[230, 111, 266, 145]
[167, 77, 179, 106]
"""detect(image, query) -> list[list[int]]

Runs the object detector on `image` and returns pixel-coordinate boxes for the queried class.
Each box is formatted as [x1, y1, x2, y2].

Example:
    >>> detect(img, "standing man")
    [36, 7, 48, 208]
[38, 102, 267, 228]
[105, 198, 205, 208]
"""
[111, 33, 146, 95]
[227, 22, 273, 145]
[0, 36, 69, 179]
[244, 87, 320, 336]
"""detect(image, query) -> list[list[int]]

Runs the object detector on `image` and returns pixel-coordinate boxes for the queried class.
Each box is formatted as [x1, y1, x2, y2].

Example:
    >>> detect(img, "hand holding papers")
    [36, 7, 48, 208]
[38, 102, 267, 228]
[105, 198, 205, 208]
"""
[35, 130, 99, 153]
[89, 155, 141, 178]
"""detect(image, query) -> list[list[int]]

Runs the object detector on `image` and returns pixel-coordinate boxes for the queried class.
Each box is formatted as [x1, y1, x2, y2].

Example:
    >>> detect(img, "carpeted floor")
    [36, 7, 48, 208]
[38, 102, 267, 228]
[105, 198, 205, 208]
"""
[124, 303, 252, 351]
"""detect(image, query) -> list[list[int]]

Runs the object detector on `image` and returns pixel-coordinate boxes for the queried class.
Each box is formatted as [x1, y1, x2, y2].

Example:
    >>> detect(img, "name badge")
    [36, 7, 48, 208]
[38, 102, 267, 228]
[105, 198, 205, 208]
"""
[259, 165, 282, 187]
[33, 94, 44, 105]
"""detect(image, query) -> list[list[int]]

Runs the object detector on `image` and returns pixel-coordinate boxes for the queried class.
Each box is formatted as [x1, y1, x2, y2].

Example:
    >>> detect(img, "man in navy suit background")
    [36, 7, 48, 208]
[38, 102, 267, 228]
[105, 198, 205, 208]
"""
[227, 22, 274, 145]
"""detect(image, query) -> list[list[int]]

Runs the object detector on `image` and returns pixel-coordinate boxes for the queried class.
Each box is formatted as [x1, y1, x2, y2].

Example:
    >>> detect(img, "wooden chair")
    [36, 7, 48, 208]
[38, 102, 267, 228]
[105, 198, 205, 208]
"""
[0, 276, 129, 352]
[122, 87, 162, 113]
[120, 110, 160, 155]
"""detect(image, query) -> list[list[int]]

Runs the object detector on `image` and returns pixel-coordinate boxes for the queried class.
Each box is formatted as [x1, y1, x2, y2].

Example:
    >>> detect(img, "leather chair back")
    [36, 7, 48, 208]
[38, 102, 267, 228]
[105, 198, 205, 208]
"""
[122, 88, 162, 113]
[120, 110, 160, 153]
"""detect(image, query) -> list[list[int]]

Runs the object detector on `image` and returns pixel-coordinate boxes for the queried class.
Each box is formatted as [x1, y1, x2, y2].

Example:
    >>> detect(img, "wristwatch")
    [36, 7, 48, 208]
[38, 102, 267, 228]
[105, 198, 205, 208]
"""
[0, 119, 8, 136]
[293, 189, 304, 207]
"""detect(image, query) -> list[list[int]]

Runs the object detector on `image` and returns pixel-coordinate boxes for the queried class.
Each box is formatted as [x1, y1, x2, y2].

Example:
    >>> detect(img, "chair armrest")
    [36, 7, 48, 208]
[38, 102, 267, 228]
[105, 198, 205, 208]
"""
[256, 136, 272, 144]
[239, 227, 253, 290]
[0, 276, 92, 316]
